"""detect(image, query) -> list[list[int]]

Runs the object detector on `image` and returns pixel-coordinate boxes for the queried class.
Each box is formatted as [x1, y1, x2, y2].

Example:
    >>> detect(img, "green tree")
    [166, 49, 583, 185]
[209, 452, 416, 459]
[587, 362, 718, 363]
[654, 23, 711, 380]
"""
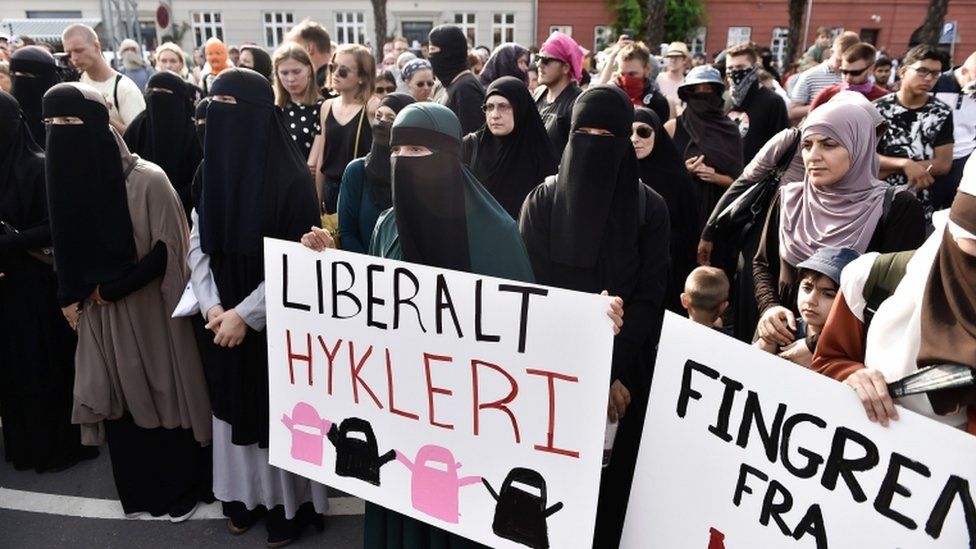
[663, 0, 705, 44]
[917, 0, 949, 46]
[609, 0, 646, 38]
[645, 0, 667, 47]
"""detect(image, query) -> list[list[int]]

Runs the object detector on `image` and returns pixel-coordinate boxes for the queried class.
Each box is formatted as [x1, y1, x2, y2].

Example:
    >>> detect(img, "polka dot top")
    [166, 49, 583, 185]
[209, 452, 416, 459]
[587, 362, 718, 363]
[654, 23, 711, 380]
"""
[279, 99, 324, 155]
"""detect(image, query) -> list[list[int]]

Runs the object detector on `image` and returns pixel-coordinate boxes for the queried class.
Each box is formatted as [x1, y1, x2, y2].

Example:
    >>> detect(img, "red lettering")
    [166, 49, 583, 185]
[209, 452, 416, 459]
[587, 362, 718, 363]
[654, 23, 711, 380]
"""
[424, 353, 455, 430]
[385, 349, 420, 421]
[286, 330, 312, 385]
[348, 341, 383, 409]
[317, 336, 343, 395]
[527, 368, 580, 458]
[471, 359, 520, 443]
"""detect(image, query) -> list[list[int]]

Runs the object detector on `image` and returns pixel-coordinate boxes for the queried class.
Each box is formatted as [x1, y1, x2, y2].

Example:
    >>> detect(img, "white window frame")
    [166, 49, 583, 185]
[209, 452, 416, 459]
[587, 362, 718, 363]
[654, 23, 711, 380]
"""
[689, 26, 707, 56]
[549, 25, 573, 37]
[263, 11, 294, 49]
[491, 13, 516, 48]
[726, 26, 752, 48]
[593, 25, 612, 53]
[454, 13, 477, 46]
[770, 27, 789, 66]
[334, 11, 366, 46]
[191, 11, 223, 48]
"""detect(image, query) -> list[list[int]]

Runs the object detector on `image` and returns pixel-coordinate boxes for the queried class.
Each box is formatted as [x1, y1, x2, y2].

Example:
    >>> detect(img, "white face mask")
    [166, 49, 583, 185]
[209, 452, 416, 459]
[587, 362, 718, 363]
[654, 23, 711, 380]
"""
[122, 50, 144, 69]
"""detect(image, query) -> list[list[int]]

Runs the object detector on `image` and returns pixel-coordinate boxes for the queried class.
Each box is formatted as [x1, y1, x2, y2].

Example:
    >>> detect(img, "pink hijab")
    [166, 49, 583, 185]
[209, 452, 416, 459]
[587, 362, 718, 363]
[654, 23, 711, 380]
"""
[779, 101, 889, 267]
[540, 32, 584, 82]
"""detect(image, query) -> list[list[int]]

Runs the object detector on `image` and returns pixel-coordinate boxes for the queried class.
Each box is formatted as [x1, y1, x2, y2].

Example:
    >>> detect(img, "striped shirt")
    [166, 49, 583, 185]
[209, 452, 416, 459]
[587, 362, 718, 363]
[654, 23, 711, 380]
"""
[789, 63, 842, 106]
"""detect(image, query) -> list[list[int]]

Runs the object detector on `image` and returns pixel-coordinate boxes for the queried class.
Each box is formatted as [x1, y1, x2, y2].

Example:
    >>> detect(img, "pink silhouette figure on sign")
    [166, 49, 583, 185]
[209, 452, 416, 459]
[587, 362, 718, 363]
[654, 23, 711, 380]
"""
[281, 402, 333, 466]
[396, 445, 481, 524]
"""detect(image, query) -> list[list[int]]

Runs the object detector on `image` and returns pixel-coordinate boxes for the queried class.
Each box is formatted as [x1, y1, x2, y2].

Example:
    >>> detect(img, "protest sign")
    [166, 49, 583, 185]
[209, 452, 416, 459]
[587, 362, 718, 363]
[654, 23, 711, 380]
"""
[264, 238, 614, 548]
[621, 313, 976, 549]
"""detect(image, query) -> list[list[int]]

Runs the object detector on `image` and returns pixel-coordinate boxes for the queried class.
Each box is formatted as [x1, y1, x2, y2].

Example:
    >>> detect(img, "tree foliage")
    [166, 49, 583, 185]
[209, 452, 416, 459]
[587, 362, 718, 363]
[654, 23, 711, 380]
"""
[608, 0, 704, 47]
[663, 0, 705, 44]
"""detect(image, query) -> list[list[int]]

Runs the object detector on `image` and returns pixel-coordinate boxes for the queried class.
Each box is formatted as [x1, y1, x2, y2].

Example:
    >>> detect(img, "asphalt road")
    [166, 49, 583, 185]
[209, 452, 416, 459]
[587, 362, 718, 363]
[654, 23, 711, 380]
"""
[0, 431, 365, 549]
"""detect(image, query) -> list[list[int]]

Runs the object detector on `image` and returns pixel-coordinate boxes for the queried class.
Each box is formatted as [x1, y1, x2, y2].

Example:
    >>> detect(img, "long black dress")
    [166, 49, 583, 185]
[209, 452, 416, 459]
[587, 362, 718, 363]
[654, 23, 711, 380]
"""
[0, 93, 96, 472]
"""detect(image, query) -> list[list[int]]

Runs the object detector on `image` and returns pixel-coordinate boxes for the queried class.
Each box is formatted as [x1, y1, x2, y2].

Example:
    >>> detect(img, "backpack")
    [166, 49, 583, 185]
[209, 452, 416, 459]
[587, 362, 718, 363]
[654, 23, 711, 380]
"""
[861, 249, 915, 332]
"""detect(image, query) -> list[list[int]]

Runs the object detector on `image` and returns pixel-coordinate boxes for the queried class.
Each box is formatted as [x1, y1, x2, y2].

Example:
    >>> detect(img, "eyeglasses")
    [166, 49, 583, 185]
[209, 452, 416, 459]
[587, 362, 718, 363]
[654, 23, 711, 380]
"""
[633, 124, 654, 139]
[413, 80, 435, 88]
[375, 86, 396, 94]
[907, 65, 941, 80]
[328, 63, 352, 78]
[536, 55, 563, 66]
[840, 66, 870, 76]
[481, 103, 513, 114]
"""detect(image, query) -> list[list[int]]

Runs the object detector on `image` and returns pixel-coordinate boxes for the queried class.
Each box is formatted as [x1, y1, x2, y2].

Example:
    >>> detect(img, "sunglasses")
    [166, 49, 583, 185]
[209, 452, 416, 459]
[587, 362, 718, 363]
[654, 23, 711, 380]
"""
[536, 55, 563, 66]
[375, 86, 396, 94]
[328, 64, 352, 78]
[633, 124, 654, 139]
[413, 80, 435, 88]
[840, 66, 870, 76]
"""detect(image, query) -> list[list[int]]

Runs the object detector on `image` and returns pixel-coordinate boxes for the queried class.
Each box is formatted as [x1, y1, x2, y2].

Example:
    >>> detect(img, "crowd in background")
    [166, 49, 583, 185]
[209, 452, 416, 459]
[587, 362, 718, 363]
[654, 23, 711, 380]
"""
[1, 16, 975, 549]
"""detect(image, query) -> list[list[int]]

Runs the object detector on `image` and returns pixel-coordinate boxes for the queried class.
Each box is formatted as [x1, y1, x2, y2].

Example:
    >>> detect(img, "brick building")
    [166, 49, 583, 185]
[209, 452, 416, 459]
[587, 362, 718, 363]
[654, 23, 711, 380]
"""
[537, 0, 976, 65]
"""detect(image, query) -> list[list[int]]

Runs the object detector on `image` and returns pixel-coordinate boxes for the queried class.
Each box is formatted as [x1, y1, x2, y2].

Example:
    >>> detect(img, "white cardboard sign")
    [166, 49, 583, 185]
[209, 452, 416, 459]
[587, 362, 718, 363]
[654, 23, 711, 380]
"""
[622, 313, 976, 548]
[264, 239, 614, 548]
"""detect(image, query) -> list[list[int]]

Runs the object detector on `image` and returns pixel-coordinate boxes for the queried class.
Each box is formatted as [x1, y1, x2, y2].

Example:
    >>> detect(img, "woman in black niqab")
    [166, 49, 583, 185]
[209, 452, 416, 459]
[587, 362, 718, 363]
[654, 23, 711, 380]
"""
[478, 43, 530, 86]
[0, 91, 97, 473]
[123, 71, 202, 218]
[462, 76, 557, 219]
[9, 46, 62, 145]
[634, 107, 698, 312]
[519, 84, 671, 549]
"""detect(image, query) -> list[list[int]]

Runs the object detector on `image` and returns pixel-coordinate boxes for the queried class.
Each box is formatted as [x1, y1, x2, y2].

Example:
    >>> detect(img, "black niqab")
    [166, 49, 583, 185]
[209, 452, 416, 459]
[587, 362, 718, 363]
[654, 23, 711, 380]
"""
[678, 85, 743, 179]
[364, 92, 414, 210]
[0, 92, 44, 229]
[123, 71, 201, 217]
[467, 77, 557, 219]
[42, 83, 135, 304]
[241, 46, 273, 83]
[10, 46, 62, 146]
[428, 25, 469, 85]
[550, 85, 640, 281]
[479, 43, 529, 86]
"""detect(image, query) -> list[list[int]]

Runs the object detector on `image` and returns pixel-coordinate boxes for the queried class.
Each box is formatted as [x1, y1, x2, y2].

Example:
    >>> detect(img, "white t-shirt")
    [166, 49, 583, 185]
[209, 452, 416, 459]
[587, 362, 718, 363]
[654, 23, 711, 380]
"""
[80, 71, 146, 127]
[656, 72, 684, 103]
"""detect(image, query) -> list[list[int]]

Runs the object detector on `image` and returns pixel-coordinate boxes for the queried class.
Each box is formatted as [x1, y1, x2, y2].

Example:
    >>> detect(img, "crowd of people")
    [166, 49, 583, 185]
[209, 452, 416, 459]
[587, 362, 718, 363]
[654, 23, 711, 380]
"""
[1, 17, 974, 549]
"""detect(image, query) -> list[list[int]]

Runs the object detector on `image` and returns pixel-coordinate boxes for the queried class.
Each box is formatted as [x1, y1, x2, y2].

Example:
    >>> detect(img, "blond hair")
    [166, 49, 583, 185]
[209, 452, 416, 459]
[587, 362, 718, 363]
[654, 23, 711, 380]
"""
[62, 23, 99, 45]
[272, 43, 321, 108]
[329, 44, 375, 103]
[154, 42, 186, 70]
[684, 267, 730, 313]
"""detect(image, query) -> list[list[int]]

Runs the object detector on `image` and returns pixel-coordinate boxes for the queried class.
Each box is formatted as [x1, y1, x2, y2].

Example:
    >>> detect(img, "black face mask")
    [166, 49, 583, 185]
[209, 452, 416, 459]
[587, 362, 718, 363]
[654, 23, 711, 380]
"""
[391, 152, 470, 271]
[727, 68, 753, 86]
[364, 120, 394, 208]
[372, 120, 392, 146]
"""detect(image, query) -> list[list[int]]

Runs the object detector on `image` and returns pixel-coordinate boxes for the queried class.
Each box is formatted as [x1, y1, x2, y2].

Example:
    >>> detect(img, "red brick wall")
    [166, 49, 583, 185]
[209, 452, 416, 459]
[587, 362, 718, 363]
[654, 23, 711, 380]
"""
[536, 0, 613, 51]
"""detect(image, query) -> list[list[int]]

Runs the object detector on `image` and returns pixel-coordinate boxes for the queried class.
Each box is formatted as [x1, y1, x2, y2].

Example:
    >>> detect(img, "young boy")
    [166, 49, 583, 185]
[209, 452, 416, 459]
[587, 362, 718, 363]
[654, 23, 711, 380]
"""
[755, 247, 859, 366]
[681, 266, 730, 331]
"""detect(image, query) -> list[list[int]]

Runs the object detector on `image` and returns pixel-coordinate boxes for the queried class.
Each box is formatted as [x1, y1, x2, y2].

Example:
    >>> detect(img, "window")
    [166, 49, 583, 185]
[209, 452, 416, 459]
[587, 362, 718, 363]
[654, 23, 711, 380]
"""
[454, 13, 477, 46]
[335, 12, 366, 45]
[26, 10, 82, 18]
[770, 27, 789, 66]
[726, 26, 751, 48]
[859, 28, 879, 45]
[492, 13, 515, 47]
[689, 26, 707, 56]
[264, 12, 294, 48]
[549, 25, 573, 37]
[191, 11, 223, 48]
[594, 25, 612, 53]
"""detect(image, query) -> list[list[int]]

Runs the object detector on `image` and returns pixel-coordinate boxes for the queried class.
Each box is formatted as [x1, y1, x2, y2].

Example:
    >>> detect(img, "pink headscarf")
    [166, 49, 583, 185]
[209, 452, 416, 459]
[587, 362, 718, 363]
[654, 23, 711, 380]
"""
[779, 101, 889, 267]
[540, 32, 584, 82]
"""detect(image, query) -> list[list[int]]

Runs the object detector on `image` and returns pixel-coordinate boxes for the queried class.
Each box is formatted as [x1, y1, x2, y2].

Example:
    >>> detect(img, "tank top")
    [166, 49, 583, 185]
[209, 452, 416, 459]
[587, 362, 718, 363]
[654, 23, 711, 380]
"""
[321, 104, 372, 213]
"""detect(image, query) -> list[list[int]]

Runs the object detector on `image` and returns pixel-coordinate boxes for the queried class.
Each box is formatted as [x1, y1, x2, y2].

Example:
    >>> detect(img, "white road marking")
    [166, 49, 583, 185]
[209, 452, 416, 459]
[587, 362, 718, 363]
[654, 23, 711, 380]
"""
[0, 488, 364, 520]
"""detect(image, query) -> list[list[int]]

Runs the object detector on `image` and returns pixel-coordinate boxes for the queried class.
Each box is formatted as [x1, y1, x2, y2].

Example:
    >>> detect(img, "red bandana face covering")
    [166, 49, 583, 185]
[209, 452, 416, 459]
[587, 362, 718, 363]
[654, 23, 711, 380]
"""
[619, 75, 645, 104]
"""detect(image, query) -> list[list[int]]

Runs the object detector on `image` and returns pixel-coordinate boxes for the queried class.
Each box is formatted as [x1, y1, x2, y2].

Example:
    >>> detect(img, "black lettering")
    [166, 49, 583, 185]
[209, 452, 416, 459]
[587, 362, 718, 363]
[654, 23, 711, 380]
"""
[282, 253, 310, 311]
[392, 267, 426, 332]
[760, 480, 794, 536]
[874, 452, 931, 530]
[733, 462, 768, 506]
[821, 426, 880, 503]
[331, 261, 362, 319]
[708, 375, 744, 442]
[792, 504, 828, 549]
[925, 475, 976, 545]
[435, 274, 463, 337]
[474, 280, 500, 343]
[316, 259, 325, 314]
[736, 391, 787, 463]
[366, 264, 387, 329]
[781, 413, 828, 479]
[498, 283, 548, 353]
[677, 359, 720, 418]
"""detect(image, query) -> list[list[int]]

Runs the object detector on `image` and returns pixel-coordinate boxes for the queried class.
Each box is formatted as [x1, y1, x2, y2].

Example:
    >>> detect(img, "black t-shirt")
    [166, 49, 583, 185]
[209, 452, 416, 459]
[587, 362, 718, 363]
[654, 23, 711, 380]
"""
[727, 84, 790, 165]
[441, 72, 485, 135]
[535, 82, 582, 158]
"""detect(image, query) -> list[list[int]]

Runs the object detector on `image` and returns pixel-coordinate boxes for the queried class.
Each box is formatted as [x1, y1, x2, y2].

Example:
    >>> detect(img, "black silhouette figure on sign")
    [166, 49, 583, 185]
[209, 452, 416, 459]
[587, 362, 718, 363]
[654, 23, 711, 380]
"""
[327, 417, 395, 486]
[482, 467, 563, 549]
